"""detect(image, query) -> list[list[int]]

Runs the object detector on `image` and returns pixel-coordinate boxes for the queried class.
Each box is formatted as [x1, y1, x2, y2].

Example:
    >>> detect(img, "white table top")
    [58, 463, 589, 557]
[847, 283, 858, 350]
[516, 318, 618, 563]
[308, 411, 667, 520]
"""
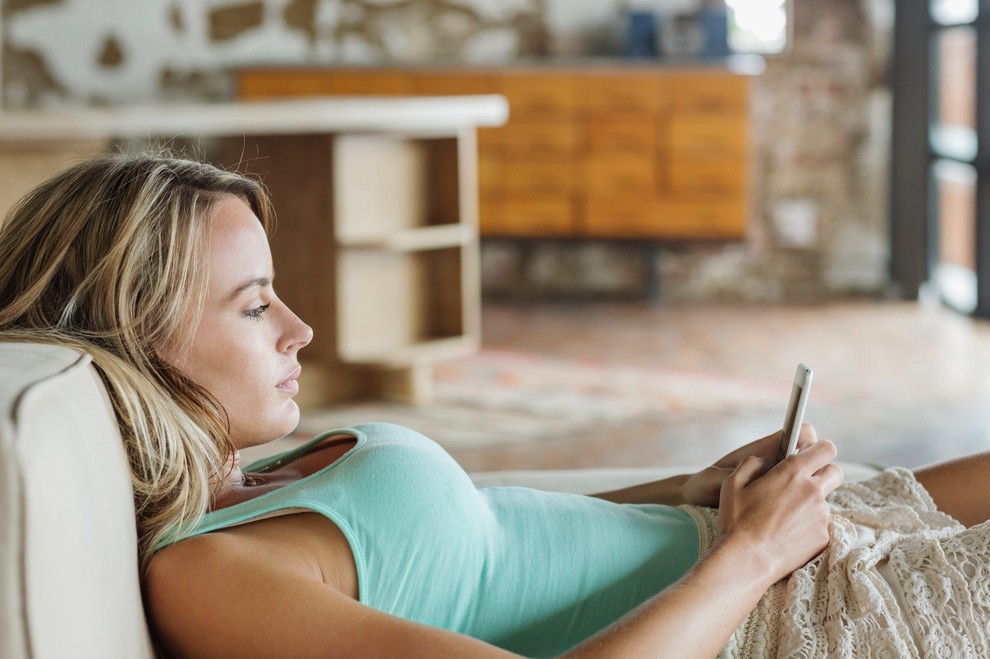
[0, 95, 510, 142]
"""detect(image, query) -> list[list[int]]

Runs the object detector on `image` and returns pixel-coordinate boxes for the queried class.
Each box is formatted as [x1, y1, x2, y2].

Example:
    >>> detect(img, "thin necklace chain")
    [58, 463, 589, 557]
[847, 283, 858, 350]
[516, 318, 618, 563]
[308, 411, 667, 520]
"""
[240, 473, 267, 487]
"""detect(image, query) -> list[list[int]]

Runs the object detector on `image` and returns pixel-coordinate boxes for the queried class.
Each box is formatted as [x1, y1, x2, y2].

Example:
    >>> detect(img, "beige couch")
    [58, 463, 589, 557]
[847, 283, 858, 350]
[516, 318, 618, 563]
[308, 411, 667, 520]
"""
[1, 343, 155, 658]
[0, 342, 881, 658]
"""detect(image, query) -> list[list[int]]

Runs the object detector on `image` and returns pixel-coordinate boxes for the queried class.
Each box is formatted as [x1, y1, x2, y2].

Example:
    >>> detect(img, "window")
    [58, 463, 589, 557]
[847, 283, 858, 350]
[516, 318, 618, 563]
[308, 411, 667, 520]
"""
[931, 0, 978, 25]
[891, 0, 990, 317]
[726, 0, 789, 54]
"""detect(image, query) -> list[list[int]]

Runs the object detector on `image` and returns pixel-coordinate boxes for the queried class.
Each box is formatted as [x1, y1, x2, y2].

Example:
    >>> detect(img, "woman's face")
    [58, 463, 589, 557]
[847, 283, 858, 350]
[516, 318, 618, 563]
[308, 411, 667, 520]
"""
[166, 194, 313, 449]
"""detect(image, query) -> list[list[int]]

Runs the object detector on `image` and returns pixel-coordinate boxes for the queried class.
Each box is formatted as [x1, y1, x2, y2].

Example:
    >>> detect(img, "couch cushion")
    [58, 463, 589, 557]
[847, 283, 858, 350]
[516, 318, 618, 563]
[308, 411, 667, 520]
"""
[0, 343, 154, 659]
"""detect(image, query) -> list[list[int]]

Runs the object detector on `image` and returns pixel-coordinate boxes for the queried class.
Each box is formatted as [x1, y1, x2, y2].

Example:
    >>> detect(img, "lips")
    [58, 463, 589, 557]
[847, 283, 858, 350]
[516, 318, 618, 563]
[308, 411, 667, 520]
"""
[276, 366, 301, 393]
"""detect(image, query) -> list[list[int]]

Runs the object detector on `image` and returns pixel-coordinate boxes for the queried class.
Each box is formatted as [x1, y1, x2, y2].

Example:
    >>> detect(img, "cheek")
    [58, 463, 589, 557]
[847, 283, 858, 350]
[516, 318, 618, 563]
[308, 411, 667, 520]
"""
[176, 320, 255, 402]
[188, 331, 295, 439]
[172, 316, 296, 446]
[189, 336, 265, 401]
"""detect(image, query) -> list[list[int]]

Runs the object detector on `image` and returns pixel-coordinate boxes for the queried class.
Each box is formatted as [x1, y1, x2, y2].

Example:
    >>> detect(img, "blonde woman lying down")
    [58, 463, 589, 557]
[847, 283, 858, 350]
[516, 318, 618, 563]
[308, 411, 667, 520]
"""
[1, 151, 987, 658]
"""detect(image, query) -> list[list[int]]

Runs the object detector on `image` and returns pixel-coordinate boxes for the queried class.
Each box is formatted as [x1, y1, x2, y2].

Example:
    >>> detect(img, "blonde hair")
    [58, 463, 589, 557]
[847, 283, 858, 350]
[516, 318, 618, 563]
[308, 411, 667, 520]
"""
[0, 151, 275, 571]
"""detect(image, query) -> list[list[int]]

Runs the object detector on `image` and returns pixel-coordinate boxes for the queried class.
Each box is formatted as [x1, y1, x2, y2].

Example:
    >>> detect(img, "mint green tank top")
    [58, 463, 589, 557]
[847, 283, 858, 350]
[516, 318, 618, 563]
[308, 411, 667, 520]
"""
[174, 423, 699, 657]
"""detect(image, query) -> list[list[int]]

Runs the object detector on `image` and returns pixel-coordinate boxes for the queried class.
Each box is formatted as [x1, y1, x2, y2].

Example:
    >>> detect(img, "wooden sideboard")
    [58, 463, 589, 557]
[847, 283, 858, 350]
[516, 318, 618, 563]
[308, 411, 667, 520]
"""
[237, 65, 754, 241]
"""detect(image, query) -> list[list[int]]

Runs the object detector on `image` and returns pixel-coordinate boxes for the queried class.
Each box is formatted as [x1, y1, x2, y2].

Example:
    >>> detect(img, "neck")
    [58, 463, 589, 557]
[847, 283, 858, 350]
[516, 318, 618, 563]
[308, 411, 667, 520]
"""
[218, 451, 246, 491]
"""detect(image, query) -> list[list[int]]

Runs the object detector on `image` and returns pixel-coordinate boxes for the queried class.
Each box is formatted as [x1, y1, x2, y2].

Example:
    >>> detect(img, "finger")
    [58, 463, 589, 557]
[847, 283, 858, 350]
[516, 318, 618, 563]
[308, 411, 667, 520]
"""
[791, 439, 837, 473]
[796, 423, 818, 451]
[729, 455, 767, 488]
[814, 462, 845, 495]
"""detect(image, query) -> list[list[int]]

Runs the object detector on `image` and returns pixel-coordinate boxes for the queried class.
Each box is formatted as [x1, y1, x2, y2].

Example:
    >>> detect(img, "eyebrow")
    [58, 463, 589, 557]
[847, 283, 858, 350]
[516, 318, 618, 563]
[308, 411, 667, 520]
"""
[225, 274, 274, 302]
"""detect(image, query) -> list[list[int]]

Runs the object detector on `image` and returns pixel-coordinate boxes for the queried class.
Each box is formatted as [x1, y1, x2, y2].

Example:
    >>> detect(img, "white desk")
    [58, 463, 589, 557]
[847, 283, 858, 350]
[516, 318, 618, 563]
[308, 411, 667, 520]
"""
[0, 96, 509, 403]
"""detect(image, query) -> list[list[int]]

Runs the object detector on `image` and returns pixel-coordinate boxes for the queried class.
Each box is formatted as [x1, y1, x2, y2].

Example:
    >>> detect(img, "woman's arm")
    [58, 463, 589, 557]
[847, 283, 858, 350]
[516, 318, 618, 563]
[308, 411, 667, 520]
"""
[592, 472, 692, 506]
[914, 451, 990, 527]
[572, 438, 842, 658]
[145, 439, 841, 659]
[593, 425, 819, 507]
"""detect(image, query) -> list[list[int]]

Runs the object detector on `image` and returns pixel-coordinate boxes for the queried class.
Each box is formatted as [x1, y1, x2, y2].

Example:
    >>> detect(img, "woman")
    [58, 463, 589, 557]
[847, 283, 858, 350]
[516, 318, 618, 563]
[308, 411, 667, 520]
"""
[0, 152, 986, 658]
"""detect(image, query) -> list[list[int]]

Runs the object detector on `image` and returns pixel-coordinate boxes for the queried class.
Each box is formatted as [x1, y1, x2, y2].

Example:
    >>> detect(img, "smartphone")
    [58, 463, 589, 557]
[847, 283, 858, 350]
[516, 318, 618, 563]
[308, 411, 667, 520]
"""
[776, 363, 813, 464]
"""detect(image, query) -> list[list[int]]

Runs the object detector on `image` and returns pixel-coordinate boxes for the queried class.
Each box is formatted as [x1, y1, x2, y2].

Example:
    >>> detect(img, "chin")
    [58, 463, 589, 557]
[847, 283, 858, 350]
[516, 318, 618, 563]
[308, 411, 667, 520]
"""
[230, 398, 300, 447]
[233, 407, 301, 448]
[272, 404, 301, 437]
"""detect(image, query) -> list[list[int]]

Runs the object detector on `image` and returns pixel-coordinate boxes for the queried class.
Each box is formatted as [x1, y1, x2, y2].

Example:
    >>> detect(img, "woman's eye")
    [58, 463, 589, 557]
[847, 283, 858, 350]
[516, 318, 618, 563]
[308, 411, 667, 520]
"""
[244, 303, 271, 321]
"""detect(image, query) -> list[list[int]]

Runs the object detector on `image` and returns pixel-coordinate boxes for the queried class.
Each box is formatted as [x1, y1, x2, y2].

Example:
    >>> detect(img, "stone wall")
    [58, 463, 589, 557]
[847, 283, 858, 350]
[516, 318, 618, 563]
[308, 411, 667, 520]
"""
[1, 0, 892, 301]
[655, 0, 893, 302]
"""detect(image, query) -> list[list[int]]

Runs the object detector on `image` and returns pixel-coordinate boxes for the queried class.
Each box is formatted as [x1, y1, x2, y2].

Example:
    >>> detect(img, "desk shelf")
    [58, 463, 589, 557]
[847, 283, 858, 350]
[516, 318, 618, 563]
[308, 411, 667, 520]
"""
[338, 224, 473, 251]
[336, 246, 470, 364]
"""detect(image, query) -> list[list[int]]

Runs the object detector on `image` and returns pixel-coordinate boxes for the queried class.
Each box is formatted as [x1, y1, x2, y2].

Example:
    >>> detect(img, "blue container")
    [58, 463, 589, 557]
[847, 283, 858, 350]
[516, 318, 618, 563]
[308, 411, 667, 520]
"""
[699, 6, 731, 57]
[624, 10, 660, 58]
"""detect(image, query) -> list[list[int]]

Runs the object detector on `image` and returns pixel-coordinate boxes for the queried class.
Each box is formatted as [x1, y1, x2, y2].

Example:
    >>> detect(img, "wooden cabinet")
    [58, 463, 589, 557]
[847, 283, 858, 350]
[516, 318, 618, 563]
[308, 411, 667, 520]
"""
[236, 65, 753, 241]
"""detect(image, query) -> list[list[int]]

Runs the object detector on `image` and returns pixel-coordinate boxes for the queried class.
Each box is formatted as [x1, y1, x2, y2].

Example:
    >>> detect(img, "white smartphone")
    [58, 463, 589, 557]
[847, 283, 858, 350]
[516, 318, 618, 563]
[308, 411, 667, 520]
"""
[776, 363, 813, 464]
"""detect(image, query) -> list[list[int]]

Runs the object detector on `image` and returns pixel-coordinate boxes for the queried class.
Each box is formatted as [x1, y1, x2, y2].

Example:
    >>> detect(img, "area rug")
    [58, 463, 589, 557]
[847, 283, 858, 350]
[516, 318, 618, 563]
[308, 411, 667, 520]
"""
[294, 349, 807, 449]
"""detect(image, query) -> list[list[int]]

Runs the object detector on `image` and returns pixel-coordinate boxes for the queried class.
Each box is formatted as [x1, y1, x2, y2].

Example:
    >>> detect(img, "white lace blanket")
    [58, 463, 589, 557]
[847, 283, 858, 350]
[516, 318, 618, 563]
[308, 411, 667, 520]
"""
[680, 468, 990, 658]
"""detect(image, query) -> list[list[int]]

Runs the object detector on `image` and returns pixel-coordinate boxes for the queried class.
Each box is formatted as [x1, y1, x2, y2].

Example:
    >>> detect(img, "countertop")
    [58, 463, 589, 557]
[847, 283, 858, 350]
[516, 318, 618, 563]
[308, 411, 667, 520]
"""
[0, 95, 510, 143]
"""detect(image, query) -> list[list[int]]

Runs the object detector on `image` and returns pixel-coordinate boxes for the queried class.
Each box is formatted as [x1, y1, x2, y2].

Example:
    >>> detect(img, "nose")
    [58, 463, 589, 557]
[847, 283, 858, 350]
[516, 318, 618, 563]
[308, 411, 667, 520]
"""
[295, 319, 314, 350]
[279, 304, 313, 353]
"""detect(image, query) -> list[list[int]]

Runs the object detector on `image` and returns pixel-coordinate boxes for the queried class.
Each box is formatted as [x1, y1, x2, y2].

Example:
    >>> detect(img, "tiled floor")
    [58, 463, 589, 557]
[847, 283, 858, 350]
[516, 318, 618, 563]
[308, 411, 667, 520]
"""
[292, 300, 990, 474]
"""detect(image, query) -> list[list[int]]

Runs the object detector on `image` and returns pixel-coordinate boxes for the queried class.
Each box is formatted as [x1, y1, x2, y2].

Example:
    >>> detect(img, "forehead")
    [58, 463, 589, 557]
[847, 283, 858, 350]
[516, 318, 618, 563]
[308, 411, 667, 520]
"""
[208, 196, 272, 288]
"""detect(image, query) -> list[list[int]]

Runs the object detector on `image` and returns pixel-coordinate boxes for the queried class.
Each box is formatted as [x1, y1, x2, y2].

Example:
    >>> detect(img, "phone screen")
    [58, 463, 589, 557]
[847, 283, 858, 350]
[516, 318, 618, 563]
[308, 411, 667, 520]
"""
[776, 364, 812, 464]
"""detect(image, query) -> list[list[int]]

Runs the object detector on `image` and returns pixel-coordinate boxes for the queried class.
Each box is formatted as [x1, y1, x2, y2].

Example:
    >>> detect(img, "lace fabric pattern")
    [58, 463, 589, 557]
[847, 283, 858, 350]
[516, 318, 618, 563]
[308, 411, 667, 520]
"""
[679, 468, 990, 658]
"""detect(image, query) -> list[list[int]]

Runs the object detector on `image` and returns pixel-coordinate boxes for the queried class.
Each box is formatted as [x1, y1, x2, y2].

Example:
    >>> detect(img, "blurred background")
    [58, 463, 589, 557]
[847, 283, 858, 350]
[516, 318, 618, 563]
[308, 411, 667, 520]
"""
[4, 0, 990, 474]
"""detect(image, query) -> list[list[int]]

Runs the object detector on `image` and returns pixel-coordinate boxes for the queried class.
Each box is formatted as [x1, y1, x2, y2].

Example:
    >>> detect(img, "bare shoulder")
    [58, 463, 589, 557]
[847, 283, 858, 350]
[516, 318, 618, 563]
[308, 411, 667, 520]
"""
[147, 513, 332, 590]
[144, 513, 353, 657]
[143, 513, 518, 659]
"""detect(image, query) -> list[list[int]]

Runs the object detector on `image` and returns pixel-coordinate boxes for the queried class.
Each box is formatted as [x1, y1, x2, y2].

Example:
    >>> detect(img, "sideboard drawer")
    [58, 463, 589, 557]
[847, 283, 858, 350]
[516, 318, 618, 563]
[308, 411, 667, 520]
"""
[584, 155, 657, 196]
[667, 114, 749, 155]
[504, 160, 576, 195]
[498, 73, 577, 117]
[413, 71, 496, 95]
[478, 154, 502, 197]
[501, 198, 575, 236]
[580, 73, 668, 116]
[670, 75, 749, 112]
[659, 198, 747, 238]
[667, 157, 747, 192]
[479, 199, 504, 235]
[586, 119, 658, 155]
[582, 198, 661, 237]
[325, 69, 414, 95]
[239, 70, 335, 97]
[502, 120, 580, 158]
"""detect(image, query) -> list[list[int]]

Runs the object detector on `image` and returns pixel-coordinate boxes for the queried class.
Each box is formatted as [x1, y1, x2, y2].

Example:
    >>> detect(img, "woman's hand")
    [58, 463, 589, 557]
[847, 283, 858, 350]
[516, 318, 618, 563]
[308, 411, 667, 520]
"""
[570, 435, 843, 659]
[716, 437, 844, 580]
[681, 424, 820, 507]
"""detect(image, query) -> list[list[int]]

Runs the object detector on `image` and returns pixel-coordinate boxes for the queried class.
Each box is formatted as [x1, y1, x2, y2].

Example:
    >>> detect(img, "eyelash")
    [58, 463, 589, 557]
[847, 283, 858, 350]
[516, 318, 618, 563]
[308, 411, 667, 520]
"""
[244, 303, 271, 321]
